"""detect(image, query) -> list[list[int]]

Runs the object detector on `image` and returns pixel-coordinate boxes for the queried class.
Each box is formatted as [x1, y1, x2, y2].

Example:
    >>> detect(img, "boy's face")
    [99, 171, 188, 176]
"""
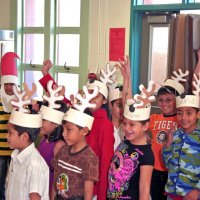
[110, 98, 123, 122]
[157, 93, 176, 115]
[177, 107, 198, 134]
[7, 123, 24, 150]
[62, 121, 85, 146]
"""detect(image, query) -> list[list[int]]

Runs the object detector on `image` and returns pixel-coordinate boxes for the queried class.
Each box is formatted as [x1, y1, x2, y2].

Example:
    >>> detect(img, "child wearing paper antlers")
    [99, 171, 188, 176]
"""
[162, 74, 200, 200]
[5, 83, 49, 200]
[0, 52, 20, 200]
[109, 85, 124, 150]
[107, 81, 156, 199]
[86, 64, 115, 200]
[51, 85, 99, 200]
[38, 80, 67, 196]
[150, 69, 188, 200]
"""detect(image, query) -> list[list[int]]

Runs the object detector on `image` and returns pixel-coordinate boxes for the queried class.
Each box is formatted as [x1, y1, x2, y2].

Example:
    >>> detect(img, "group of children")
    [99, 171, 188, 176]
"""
[1, 51, 200, 200]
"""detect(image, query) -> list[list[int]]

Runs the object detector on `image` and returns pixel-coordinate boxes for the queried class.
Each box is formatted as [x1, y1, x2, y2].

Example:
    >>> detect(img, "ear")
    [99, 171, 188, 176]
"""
[82, 127, 90, 136]
[20, 132, 30, 142]
[197, 111, 200, 118]
[102, 98, 107, 105]
[143, 121, 150, 132]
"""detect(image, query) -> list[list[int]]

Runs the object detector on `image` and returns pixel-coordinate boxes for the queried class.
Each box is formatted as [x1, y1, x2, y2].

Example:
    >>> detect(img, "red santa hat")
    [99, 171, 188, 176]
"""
[1, 52, 19, 85]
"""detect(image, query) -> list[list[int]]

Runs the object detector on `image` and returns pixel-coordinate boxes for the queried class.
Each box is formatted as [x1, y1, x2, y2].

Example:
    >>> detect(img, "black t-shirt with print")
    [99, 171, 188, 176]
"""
[107, 139, 154, 200]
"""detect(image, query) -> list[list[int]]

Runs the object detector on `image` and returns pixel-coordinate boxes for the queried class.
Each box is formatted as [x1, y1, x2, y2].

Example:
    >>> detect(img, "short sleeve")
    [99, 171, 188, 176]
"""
[140, 146, 154, 166]
[82, 150, 99, 182]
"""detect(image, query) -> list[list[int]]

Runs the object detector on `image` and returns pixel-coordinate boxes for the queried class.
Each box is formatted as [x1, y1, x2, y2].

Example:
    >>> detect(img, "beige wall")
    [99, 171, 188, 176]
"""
[88, 0, 131, 73]
[0, 0, 131, 73]
[0, 0, 11, 29]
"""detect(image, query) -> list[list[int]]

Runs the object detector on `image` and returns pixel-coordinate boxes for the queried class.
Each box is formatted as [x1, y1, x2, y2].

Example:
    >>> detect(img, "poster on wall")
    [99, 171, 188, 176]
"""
[109, 28, 125, 61]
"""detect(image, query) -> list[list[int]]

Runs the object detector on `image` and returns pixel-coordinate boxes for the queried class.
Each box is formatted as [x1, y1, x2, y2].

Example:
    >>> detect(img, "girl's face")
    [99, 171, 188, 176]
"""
[177, 107, 198, 134]
[157, 93, 176, 115]
[62, 121, 84, 146]
[7, 123, 23, 150]
[110, 98, 123, 121]
[40, 119, 58, 136]
[123, 117, 149, 144]
[89, 92, 107, 113]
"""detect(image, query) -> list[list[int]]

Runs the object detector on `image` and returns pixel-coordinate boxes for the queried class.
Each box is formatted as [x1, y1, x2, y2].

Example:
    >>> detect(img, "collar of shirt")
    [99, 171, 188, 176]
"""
[11, 143, 35, 164]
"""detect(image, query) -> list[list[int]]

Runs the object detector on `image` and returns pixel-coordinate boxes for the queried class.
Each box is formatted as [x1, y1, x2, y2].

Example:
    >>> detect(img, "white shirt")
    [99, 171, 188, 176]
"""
[114, 124, 124, 150]
[6, 143, 49, 200]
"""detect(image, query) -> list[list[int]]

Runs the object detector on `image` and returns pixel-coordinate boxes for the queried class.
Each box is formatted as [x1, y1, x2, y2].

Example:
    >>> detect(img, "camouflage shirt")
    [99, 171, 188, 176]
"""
[162, 128, 200, 196]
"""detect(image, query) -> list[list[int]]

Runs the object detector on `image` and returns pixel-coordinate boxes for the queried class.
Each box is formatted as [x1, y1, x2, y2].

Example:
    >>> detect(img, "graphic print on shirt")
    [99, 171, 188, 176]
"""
[56, 173, 69, 196]
[152, 120, 178, 144]
[108, 142, 140, 199]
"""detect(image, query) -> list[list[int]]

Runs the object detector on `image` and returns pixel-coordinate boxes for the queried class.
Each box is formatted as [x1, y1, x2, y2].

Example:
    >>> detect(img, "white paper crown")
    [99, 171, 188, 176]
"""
[87, 80, 108, 99]
[87, 63, 116, 99]
[40, 80, 65, 125]
[109, 86, 122, 102]
[63, 85, 98, 130]
[124, 81, 156, 120]
[176, 73, 200, 109]
[163, 69, 189, 95]
[9, 83, 42, 128]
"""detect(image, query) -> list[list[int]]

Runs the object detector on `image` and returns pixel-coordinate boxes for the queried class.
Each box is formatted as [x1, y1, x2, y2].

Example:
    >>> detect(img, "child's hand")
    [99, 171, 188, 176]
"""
[116, 55, 130, 79]
[184, 189, 200, 200]
[165, 125, 176, 147]
[42, 60, 53, 76]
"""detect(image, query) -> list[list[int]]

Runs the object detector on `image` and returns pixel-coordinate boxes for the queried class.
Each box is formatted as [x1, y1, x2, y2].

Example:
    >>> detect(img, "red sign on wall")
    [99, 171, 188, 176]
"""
[109, 28, 125, 61]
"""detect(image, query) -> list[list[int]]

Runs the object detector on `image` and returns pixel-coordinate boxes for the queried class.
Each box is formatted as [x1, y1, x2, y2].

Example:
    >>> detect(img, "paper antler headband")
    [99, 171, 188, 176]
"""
[63, 85, 99, 130]
[9, 83, 42, 128]
[87, 63, 116, 99]
[124, 81, 156, 121]
[163, 69, 189, 95]
[176, 73, 200, 108]
[40, 80, 65, 125]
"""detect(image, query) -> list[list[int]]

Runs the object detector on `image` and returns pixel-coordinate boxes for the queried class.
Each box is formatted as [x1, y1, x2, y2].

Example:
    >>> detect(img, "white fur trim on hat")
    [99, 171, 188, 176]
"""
[87, 80, 108, 99]
[9, 110, 42, 128]
[109, 88, 122, 102]
[176, 95, 199, 109]
[1, 75, 19, 85]
[164, 79, 184, 95]
[63, 108, 94, 130]
[123, 103, 151, 121]
[40, 105, 65, 125]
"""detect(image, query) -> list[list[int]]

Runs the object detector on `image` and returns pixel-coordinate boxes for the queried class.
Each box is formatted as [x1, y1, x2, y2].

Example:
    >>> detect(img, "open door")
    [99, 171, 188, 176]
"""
[140, 11, 200, 94]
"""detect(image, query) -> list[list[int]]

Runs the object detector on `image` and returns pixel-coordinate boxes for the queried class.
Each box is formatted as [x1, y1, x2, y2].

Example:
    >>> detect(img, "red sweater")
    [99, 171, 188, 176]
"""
[86, 108, 114, 200]
[39, 73, 72, 105]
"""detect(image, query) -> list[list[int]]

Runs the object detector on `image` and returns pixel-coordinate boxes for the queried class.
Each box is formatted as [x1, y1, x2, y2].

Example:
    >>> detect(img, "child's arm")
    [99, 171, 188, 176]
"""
[30, 192, 41, 200]
[139, 165, 153, 200]
[116, 55, 133, 107]
[162, 125, 176, 167]
[84, 181, 94, 200]
[39, 60, 72, 106]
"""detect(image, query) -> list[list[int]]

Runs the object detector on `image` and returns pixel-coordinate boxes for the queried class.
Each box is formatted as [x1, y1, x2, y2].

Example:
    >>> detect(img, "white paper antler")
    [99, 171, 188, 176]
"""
[73, 85, 98, 112]
[43, 80, 64, 109]
[100, 63, 116, 85]
[171, 69, 189, 83]
[192, 73, 200, 96]
[11, 84, 36, 113]
[134, 80, 156, 108]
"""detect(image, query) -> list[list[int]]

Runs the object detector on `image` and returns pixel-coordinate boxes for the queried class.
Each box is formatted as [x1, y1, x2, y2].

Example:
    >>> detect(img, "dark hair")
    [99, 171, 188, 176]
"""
[157, 86, 179, 97]
[47, 101, 68, 142]
[14, 124, 40, 142]
[55, 101, 68, 113]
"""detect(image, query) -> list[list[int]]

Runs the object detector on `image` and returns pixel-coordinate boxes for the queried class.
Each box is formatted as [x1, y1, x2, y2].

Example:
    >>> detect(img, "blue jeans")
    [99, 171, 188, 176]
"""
[0, 156, 10, 200]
